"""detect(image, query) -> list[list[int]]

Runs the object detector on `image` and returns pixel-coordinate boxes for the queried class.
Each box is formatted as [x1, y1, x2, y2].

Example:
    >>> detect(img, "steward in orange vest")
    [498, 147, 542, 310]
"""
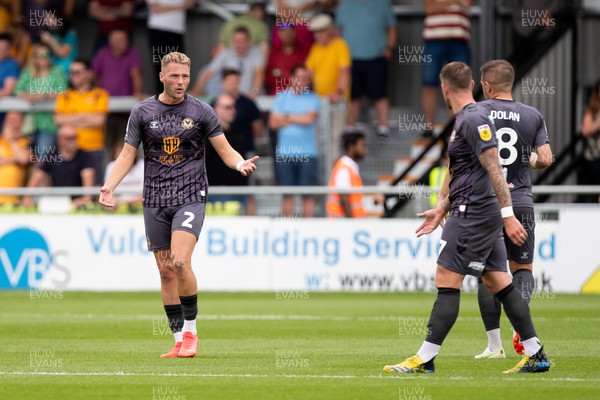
[326, 131, 367, 218]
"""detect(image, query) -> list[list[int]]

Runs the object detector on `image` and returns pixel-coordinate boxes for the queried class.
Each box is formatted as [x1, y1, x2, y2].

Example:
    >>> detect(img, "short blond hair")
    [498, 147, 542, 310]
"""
[161, 52, 191, 72]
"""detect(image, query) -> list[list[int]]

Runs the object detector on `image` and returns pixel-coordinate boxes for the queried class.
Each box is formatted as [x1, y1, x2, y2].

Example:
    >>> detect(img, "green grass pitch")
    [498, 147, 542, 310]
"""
[0, 291, 598, 399]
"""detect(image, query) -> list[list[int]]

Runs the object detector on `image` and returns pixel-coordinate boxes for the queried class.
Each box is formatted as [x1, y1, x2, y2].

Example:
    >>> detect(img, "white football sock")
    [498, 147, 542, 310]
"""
[174, 331, 183, 343]
[417, 341, 441, 363]
[486, 328, 502, 351]
[522, 336, 541, 356]
[182, 319, 197, 335]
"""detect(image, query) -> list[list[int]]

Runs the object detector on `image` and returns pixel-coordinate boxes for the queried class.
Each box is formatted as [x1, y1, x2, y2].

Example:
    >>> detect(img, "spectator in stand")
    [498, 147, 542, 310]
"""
[88, 0, 135, 50]
[221, 69, 262, 161]
[268, 64, 320, 217]
[326, 130, 367, 218]
[0, 33, 18, 95]
[22, 124, 95, 208]
[265, 23, 309, 96]
[192, 43, 224, 101]
[305, 14, 350, 105]
[217, 2, 269, 57]
[0, 111, 30, 206]
[0, 32, 19, 126]
[104, 140, 143, 206]
[146, 0, 195, 92]
[11, 0, 75, 36]
[7, 22, 32, 67]
[0, 1, 10, 33]
[190, 27, 265, 100]
[39, 11, 78, 75]
[93, 28, 144, 149]
[55, 58, 109, 185]
[92, 28, 144, 98]
[15, 43, 67, 156]
[421, 0, 472, 137]
[581, 79, 600, 203]
[206, 93, 255, 215]
[272, 0, 338, 52]
[336, 0, 397, 137]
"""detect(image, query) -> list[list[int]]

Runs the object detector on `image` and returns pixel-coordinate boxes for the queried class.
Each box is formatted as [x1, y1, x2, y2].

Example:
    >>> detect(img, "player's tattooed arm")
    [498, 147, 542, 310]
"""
[478, 147, 512, 209]
[439, 197, 451, 213]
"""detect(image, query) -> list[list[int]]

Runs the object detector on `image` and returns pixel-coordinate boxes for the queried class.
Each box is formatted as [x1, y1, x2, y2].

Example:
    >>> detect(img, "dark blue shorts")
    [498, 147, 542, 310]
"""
[437, 215, 508, 278]
[504, 206, 535, 264]
[421, 40, 471, 86]
[275, 156, 318, 187]
[350, 57, 388, 100]
[143, 201, 206, 252]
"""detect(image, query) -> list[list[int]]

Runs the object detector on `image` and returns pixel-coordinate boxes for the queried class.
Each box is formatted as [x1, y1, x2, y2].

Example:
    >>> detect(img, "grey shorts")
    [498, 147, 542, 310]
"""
[504, 206, 535, 264]
[143, 202, 206, 252]
[437, 215, 508, 277]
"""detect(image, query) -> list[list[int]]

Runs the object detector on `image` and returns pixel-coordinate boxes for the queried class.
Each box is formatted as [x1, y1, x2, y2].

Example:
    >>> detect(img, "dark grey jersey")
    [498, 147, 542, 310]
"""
[124, 94, 223, 207]
[479, 99, 549, 207]
[448, 103, 499, 218]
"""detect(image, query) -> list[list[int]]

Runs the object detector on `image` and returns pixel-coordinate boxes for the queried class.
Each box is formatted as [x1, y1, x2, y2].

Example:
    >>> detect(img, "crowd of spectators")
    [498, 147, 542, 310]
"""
[0, 1, 592, 214]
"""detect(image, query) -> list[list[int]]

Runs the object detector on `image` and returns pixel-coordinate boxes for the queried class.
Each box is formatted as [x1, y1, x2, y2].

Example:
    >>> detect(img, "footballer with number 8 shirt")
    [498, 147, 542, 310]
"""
[383, 62, 550, 375]
[99, 52, 258, 358]
[474, 59, 553, 359]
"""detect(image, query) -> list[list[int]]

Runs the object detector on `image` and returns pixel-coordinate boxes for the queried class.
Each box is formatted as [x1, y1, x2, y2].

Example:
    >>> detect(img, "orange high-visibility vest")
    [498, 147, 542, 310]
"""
[326, 157, 366, 218]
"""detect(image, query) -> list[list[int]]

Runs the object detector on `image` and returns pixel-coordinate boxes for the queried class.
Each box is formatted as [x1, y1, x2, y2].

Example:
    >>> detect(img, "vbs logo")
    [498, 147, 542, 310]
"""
[0, 228, 52, 288]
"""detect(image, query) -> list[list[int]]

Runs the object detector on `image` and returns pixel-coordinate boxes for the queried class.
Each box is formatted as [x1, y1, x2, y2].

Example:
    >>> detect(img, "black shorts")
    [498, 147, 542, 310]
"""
[437, 215, 508, 278]
[143, 201, 206, 252]
[504, 206, 535, 264]
[350, 57, 388, 100]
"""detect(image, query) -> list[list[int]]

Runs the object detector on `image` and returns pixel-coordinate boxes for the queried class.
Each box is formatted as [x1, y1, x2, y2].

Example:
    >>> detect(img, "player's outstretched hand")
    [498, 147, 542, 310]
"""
[239, 155, 259, 176]
[99, 186, 116, 208]
[415, 208, 444, 237]
[504, 215, 527, 246]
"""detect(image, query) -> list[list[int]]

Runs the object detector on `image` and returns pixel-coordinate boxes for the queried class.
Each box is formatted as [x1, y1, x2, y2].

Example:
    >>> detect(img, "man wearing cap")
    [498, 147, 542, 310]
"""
[305, 13, 351, 105]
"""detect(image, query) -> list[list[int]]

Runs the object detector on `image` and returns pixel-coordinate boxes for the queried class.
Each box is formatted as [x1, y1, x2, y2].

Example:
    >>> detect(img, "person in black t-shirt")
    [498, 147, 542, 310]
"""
[22, 124, 95, 207]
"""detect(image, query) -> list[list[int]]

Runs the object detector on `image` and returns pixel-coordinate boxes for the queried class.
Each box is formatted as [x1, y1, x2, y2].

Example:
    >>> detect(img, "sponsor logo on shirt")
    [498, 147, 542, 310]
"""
[150, 121, 159, 129]
[478, 124, 492, 141]
[163, 137, 180, 155]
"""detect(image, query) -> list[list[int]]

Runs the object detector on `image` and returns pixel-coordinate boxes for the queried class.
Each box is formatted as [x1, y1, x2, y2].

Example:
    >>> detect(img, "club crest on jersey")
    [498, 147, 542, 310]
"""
[478, 124, 492, 141]
[163, 136, 180, 155]
[182, 118, 194, 129]
[150, 120, 159, 129]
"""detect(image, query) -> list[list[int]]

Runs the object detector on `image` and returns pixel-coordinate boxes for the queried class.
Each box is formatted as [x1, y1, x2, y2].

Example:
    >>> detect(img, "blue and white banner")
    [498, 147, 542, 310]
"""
[0, 208, 596, 293]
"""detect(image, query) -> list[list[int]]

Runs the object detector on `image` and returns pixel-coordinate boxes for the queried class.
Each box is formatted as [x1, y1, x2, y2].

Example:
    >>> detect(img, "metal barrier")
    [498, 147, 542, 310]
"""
[1, 185, 600, 196]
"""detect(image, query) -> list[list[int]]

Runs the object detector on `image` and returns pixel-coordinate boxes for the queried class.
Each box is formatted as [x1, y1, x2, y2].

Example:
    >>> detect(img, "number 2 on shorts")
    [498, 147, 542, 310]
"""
[182, 211, 195, 228]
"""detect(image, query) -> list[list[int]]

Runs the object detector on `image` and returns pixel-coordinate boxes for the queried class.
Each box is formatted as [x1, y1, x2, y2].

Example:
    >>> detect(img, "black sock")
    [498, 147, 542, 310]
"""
[495, 284, 537, 340]
[164, 304, 183, 334]
[513, 269, 535, 304]
[179, 294, 198, 321]
[477, 277, 501, 331]
[425, 287, 461, 345]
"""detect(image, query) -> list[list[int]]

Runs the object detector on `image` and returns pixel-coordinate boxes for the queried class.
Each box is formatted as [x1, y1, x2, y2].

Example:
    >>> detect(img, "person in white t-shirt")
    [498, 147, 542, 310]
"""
[146, 0, 196, 92]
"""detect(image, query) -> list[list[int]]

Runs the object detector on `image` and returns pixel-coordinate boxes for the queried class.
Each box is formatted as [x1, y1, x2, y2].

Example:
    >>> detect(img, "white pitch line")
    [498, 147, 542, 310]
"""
[1, 313, 599, 322]
[0, 371, 598, 383]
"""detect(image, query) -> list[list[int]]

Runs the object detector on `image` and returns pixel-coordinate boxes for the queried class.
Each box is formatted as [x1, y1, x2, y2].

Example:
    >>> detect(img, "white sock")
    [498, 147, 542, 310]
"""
[182, 319, 197, 335]
[486, 328, 502, 351]
[174, 331, 183, 343]
[522, 336, 541, 356]
[417, 341, 441, 363]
